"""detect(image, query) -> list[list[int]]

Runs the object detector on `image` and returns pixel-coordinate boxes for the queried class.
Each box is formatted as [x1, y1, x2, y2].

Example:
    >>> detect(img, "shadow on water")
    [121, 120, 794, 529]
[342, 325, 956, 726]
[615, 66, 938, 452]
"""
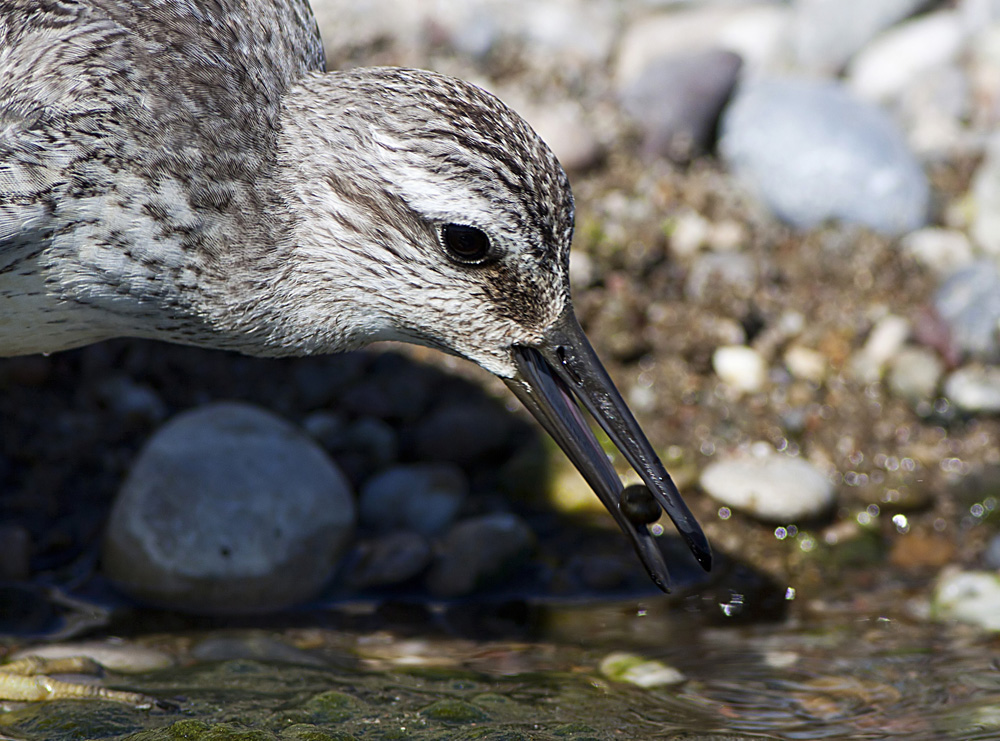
[2, 342, 1000, 739]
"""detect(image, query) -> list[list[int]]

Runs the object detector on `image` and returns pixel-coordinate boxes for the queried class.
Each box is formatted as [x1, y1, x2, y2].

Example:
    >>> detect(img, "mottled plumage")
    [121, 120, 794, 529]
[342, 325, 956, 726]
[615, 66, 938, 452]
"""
[0, 0, 709, 591]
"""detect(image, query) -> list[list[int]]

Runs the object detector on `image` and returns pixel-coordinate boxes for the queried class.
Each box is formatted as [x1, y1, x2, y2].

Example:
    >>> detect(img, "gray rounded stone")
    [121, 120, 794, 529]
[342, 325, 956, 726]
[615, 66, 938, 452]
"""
[720, 77, 930, 235]
[359, 463, 467, 536]
[934, 260, 1000, 361]
[103, 401, 355, 614]
[426, 513, 536, 597]
[344, 531, 433, 589]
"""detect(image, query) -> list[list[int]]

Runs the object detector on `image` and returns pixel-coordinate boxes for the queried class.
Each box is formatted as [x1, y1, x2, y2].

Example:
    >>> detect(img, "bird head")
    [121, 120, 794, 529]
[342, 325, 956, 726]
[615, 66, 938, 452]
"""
[276, 67, 711, 589]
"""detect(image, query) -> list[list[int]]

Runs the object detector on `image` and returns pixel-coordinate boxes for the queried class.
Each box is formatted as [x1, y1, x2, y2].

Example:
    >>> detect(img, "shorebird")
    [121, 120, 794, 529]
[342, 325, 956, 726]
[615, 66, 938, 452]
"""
[1, 0, 709, 609]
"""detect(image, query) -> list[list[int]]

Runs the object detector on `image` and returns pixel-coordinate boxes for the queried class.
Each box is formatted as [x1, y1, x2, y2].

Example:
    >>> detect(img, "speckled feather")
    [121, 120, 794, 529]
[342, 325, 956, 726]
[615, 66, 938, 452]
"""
[0, 0, 574, 376]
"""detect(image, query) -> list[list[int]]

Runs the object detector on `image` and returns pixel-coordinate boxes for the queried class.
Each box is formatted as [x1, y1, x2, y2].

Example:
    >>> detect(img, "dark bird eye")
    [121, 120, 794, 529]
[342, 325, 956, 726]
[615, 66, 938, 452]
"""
[442, 223, 492, 264]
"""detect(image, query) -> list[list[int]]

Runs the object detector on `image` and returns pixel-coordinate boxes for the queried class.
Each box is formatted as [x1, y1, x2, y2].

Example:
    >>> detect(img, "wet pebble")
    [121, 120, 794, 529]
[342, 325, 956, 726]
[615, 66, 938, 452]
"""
[720, 77, 929, 235]
[700, 447, 835, 522]
[933, 568, 1000, 631]
[344, 531, 433, 589]
[599, 651, 686, 687]
[426, 513, 535, 597]
[943, 365, 1000, 413]
[103, 402, 355, 614]
[619, 48, 742, 162]
[359, 463, 467, 536]
[934, 260, 1000, 361]
[620, 484, 661, 526]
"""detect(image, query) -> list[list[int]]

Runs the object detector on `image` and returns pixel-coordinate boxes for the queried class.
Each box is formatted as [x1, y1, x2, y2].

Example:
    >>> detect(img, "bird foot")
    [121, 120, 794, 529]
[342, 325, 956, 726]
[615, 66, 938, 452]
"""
[0, 656, 159, 707]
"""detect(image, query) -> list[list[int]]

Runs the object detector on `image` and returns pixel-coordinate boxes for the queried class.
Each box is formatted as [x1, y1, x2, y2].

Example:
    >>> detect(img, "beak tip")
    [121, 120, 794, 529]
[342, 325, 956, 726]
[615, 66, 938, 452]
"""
[687, 532, 713, 572]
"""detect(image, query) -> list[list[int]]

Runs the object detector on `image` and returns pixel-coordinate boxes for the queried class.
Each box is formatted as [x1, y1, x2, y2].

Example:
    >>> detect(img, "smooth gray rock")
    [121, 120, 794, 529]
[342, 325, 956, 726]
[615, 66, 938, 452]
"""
[620, 48, 742, 161]
[344, 531, 433, 589]
[359, 463, 467, 536]
[103, 402, 355, 614]
[934, 260, 1000, 361]
[720, 77, 930, 235]
[426, 513, 536, 597]
[410, 401, 514, 465]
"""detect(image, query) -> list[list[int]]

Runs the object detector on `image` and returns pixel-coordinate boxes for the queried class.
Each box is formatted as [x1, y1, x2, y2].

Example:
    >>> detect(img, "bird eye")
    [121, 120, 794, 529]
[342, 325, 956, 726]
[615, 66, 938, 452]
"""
[442, 223, 493, 265]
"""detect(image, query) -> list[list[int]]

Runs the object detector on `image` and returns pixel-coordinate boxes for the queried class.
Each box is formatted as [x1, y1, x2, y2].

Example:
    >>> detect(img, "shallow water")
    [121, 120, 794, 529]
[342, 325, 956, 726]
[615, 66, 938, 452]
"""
[1, 592, 998, 741]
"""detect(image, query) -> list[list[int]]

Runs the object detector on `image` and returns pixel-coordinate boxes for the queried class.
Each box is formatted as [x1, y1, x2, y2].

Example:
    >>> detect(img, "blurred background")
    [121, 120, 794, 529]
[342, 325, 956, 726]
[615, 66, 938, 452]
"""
[3, 0, 1000, 738]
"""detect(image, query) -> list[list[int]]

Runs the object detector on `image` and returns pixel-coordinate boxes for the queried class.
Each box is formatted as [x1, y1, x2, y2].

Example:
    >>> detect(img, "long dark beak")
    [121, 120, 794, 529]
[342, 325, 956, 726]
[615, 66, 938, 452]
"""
[503, 309, 711, 592]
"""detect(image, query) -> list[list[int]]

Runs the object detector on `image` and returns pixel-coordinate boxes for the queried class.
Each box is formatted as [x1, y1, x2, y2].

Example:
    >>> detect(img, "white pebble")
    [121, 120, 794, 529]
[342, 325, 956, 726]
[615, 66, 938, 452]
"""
[849, 314, 911, 383]
[713, 345, 768, 393]
[784, 345, 828, 383]
[846, 11, 966, 103]
[888, 346, 944, 402]
[944, 365, 1000, 413]
[700, 448, 835, 522]
[599, 651, 686, 688]
[934, 568, 1000, 631]
[899, 228, 974, 275]
[669, 210, 711, 257]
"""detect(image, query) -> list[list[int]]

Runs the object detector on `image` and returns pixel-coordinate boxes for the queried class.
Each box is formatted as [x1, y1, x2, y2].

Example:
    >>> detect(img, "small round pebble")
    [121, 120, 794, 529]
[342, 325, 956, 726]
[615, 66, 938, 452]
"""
[943, 366, 1000, 413]
[700, 448, 835, 522]
[359, 463, 467, 536]
[103, 402, 355, 614]
[712, 345, 768, 394]
[620, 484, 661, 526]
